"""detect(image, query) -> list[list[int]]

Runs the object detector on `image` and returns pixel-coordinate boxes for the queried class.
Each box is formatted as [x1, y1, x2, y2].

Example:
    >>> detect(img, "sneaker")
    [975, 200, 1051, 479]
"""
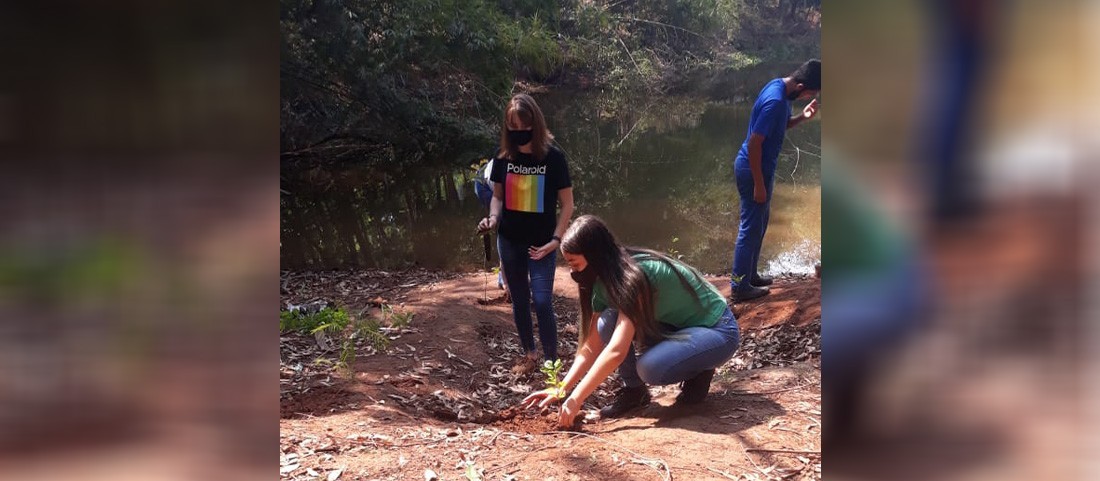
[510, 354, 537, 375]
[751, 274, 774, 287]
[731, 285, 769, 303]
[599, 385, 651, 418]
[675, 369, 716, 405]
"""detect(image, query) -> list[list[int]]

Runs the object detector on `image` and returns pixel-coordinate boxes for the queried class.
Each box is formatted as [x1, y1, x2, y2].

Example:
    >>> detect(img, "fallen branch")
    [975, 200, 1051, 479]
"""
[544, 431, 672, 481]
[729, 380, 819, 396]
[746, 448, 821, 456]
[736, 440, 770, 478]
[615, 102, 653, 148]
[614, 16, 714, 40]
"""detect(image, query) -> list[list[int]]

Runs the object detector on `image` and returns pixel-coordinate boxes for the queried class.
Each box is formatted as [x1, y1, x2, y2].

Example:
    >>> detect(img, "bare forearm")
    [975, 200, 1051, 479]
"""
[561, 348, 593, 393]
[490, 183, 504, 218]
[570, 348, 627, 404]
[560, 318, 600, 391]
[572, 315, 632, 403]
[787, 114, 805, 129]
[749, 141, 765, 186]
[554, 188, 574, 238]
[555, 203, 573, 238]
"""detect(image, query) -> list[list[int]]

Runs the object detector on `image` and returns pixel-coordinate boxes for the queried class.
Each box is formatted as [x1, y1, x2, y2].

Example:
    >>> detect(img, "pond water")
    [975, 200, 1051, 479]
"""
[281, 66, 820, 275]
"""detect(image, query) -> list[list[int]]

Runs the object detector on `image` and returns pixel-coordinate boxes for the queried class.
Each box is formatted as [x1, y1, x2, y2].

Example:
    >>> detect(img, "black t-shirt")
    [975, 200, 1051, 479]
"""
[490, 145, 571, 246]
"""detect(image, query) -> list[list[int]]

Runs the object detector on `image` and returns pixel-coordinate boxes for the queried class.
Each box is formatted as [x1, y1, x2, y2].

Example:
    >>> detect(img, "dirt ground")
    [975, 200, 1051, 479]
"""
[280, 267, 821, 481]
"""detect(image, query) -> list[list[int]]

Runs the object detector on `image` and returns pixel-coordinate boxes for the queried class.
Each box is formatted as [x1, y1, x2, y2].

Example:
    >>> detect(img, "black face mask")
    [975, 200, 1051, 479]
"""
[508, 129, 533, 147]
[569, 264, 598, 287]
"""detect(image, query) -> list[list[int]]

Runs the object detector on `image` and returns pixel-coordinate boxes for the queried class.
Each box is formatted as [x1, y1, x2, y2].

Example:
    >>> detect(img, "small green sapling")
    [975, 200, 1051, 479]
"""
[540, 359, 566, 399]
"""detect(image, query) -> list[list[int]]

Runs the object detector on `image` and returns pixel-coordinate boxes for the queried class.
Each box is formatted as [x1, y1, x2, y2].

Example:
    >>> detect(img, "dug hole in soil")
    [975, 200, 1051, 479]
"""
[280, 267, 821, 481]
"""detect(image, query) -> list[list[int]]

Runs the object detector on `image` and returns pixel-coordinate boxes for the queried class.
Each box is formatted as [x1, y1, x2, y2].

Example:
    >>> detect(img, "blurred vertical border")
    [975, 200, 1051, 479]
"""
[823, 0, 1098, 480]
[0, 1, 277, 480]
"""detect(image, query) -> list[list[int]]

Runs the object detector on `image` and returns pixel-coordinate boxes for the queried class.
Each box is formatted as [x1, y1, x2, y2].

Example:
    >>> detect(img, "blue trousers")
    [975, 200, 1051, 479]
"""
[731, 168, 773, 291]
[597, 307, 740, 388]
[498, 235, 558, 361]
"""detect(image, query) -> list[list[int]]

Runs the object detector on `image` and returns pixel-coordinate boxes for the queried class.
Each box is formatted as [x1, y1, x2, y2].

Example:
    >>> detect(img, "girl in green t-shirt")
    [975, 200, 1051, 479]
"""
[523, 215, 741, 427]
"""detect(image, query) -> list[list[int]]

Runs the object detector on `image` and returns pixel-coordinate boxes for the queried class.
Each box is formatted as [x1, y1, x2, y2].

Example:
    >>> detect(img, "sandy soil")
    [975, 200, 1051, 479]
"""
[280, 267, 821, 481]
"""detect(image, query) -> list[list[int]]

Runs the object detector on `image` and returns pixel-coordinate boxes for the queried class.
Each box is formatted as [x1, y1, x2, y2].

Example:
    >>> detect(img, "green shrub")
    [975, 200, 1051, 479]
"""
[279, 306, 351, 334]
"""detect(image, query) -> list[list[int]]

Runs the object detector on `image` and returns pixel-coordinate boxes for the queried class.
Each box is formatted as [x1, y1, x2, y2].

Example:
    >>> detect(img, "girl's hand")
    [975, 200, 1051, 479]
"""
[529, 239, 559, 260]
[557, 396, 581, 428]
[477, 215, 498, 233]
[521, 388, 565, 411]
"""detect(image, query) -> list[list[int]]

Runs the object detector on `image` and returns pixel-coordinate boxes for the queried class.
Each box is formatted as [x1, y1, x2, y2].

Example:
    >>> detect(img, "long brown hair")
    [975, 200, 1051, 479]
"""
[560, 215, 652, 346]
[563, 215, 712, 347]
[497, 93, 554, 161]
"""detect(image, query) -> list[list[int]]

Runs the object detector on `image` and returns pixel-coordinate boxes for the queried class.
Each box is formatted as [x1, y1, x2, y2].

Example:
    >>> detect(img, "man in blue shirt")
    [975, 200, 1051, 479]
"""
[731, 59, 821, 302]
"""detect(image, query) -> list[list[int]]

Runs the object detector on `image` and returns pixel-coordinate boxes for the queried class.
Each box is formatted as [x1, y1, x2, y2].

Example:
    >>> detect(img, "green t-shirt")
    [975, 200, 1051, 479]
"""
[822, 161, 909, 276]
[592, 254, 728, 329]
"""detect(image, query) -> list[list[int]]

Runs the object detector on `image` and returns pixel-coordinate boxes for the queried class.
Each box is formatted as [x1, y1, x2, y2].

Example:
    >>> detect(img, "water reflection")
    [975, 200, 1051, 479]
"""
[281, 87, 820, 274]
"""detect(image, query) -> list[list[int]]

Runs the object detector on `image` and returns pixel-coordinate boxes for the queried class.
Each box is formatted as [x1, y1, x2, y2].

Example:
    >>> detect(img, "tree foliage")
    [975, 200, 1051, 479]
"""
[280, 0, 819, 177]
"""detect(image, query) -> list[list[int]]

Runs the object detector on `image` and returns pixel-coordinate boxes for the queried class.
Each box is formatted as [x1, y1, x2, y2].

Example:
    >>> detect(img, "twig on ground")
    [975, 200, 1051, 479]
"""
[486, 428, 523, 447]
[746, 448, 821, 456]
[736, 440, 770, 478]
[730, 380, 818, 396]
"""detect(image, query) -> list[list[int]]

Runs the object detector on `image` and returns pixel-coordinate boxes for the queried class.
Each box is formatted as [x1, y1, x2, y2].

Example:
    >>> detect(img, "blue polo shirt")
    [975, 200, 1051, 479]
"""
[734, 78, 790, 179]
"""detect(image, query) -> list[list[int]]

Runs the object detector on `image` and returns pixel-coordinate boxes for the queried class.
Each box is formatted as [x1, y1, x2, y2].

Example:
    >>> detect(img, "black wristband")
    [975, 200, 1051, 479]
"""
[552, 235, 562, 242]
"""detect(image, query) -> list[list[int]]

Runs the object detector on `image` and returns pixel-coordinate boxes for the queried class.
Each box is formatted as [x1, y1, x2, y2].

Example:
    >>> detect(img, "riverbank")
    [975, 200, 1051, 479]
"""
[280, 267, 820, 480]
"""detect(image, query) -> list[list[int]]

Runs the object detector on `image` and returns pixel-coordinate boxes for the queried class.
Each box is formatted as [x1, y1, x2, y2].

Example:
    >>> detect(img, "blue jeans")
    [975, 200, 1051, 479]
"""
[597, 307, 740, 388]
[731, 167, 774, 291]
[824, 258, 926, 379]
[498, 235, 558, 361]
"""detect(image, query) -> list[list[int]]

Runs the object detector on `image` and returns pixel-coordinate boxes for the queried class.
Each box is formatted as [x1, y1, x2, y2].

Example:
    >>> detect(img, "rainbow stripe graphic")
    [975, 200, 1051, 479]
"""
[505, 173, 545, 213]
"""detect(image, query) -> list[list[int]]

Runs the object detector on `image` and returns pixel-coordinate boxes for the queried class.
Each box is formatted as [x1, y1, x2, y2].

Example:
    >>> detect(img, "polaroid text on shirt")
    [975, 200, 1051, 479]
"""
[507, 163, 547, 175]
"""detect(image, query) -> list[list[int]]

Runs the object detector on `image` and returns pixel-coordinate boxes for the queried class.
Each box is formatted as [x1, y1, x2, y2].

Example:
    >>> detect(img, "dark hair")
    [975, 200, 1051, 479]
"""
[789, 59, 821, 90]
[562, 215, 708, 346]
[498, 93, 554, 161]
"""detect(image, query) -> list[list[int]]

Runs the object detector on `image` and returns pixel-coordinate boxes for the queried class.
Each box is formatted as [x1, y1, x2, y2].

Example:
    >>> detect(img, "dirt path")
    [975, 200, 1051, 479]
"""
[280, 267, 821, 481]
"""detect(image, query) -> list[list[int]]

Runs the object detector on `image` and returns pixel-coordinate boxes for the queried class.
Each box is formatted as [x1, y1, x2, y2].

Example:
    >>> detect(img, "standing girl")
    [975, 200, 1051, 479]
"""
[477, 94, 574, 374]
[523, 215, 740, 426]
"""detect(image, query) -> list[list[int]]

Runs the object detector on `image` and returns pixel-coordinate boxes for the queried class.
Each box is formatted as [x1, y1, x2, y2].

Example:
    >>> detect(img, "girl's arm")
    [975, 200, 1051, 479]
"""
[526, 313, 602, 410]
[490, 181, 504, 219]
[558, 313, 603, 394]
[479, 182, 505, 232]
[554, 187, 574, 239]
[566, 313, 634, 406]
